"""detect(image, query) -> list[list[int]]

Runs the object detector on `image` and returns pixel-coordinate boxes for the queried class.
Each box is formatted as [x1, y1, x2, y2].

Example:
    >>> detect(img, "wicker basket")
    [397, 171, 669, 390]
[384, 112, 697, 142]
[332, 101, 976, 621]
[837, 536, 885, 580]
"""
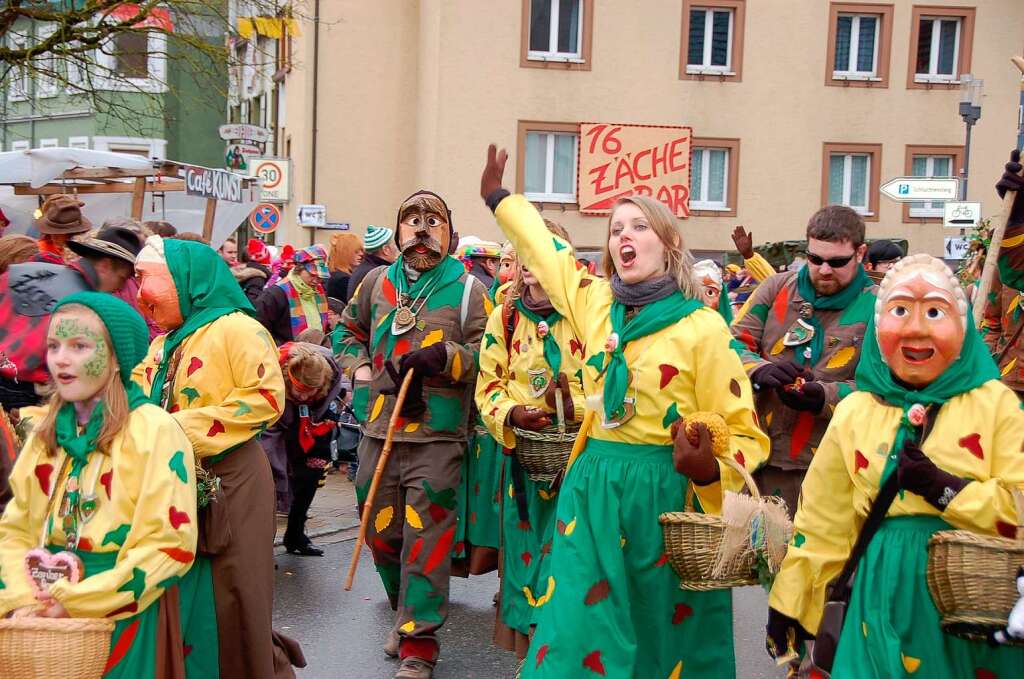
[512, 423, 581, 483]
[0, 616, 114, 679]
[926, 488, 1024, 645]
[659, 457, 760, 591]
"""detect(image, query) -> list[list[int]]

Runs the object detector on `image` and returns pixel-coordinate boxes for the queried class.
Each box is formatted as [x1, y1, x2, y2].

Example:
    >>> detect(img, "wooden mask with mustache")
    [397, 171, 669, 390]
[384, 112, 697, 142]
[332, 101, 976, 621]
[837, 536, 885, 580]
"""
[396, 192, 451, 271]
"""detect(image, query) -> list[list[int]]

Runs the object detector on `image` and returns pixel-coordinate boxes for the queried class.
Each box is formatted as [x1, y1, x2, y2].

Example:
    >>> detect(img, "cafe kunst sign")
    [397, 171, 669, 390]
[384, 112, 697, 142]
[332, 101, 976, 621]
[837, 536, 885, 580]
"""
[578, 123, 693, 218]
[185, 166, 243, 203]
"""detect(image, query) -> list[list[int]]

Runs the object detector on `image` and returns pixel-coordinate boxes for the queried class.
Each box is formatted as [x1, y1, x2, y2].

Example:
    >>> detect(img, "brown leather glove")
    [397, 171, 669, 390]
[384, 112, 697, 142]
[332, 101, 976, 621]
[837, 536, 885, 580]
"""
[542, 373, 576, 423]
[480, 144, 509, 202]
[671, 418, 721, 485]
[508, 405, 551, 431]
[996, 149, 1024, 226]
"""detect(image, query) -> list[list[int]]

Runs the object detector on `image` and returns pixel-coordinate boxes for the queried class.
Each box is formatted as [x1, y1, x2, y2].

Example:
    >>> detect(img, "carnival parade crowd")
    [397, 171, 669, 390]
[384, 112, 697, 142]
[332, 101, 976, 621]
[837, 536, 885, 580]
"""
[0, 145, 1022, 679]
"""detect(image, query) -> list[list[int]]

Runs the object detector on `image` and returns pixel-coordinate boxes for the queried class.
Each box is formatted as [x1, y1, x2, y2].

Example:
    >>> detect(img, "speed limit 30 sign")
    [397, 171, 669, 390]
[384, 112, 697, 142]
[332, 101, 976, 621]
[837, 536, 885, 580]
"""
[252, 157, 290, 203]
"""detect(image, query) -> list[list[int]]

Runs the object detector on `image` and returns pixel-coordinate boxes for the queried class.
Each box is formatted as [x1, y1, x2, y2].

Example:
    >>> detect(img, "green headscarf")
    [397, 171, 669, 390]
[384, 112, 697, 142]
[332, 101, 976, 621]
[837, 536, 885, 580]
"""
[50, 292, 151, 545]
[513, 298, 563, 377]
[795, 264, 873, 365]
[854, 305, 999, 482]
[600, 292, 702, 422]
[148, 239, 255, 404]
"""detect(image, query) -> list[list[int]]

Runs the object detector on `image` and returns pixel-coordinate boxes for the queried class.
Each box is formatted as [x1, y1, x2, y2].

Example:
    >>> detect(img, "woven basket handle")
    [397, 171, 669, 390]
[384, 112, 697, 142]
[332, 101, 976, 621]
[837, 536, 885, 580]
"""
[684, 455, 758, 511]
[554, 387, 565, 434]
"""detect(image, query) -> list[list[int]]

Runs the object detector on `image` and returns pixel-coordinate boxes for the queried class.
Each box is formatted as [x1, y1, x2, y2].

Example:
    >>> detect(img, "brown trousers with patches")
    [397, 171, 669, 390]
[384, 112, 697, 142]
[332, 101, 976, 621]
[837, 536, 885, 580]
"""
[356, 436, 464, 662]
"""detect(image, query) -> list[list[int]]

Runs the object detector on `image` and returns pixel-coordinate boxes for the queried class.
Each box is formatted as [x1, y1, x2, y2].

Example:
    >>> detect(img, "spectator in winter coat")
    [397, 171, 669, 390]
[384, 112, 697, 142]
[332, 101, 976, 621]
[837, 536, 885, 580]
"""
[256, 244, 331, 345]
[326, 232, 364, 301]
[345, 225, 398, 301]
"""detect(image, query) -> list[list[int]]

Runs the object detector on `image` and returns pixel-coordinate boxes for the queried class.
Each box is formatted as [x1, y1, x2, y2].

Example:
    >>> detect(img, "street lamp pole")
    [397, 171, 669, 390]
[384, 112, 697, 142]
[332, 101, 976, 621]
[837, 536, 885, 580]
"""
[959, 74, 984, 201]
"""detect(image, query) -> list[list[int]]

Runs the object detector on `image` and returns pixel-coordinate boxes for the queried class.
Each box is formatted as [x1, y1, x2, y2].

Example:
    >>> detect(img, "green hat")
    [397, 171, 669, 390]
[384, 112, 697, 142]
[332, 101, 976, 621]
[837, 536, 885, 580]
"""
[363, 224, 393, 251]
[52, 291, 149, 388]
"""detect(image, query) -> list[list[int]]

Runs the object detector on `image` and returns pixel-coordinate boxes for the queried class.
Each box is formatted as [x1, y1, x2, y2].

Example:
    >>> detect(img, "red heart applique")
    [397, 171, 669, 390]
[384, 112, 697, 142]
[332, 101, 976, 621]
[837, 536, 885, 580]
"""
[34, 463, 53, 494]
[521, 552, 532, 567]
[958, 433, 984, 459]
[187, 357, 203, 377]
[206, 420, 225, 437]
[854, 450, 869, 472]
[672, 603, 694, 624]
[100, 470, 113, 499]
[168, 506, 191, 529]
[582, 650, 606, 676]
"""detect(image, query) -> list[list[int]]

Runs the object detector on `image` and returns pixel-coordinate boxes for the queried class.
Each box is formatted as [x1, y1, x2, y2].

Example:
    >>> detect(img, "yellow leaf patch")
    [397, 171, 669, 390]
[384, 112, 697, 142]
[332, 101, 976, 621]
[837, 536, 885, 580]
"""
[399, 620, 416, 633]
[769, 337, 786, 356]
[862, 622, 868, 637]
[420, 329, 444, 348]
[564, 517, 576, 536]
[826, 346, 856, 369]
[901, 654, 920, 673]
[668, 661, 683, 679]
[1001, 357, 1017, 377]
[406, 506, 423, 530]
[404, 422, 421, 433]
[765, 411, 773, 428]
[369, 395, 385, 422]
[374, 506, 394, 533]
[484, 296, 495, 315]
[451, 352, 463, 381]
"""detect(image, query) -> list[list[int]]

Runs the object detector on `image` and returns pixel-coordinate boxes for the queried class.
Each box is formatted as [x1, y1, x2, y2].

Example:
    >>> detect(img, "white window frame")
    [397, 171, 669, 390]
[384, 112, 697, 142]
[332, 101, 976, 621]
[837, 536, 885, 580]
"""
[686, 7, 735, 75]
[690, 147, 730, 211]
[10, 141, 30, 152]
[830, 153, 873, 215]
[914, 16, 961, 83]
[7, 34, 30, 102]
[94, 30, 168, 93]
[527, 0, 585, 63]
[38, 138, 59, 149]
[833, 13, 881, 81]
[523, 131, 578, 204]
[34, 25, 59, 99]
[68, 136, 90, 149]
[92, 136, 166, 160]
[909, 155, 954, 217]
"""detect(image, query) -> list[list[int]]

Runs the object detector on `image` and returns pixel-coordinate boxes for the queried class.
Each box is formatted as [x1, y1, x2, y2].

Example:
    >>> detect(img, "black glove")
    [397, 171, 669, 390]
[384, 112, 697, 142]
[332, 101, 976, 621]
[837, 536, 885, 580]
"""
[765, 608, 812, 663]
[777, 380, 826, 413]
[897, 440, 969, 510]
[996, 149, 1024, 226]
[398, 343, 448, 379]
[382, 362, 426, 419]
[751, 361, 810, 392]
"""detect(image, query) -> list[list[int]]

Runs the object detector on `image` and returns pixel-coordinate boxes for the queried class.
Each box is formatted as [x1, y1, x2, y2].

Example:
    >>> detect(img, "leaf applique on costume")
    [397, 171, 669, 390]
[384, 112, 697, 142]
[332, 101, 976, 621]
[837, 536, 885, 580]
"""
[423, 525, 456, 575]
[103, 523, 132, 547]
[117, 567, 146, 601]
[405, 574, 444, 624]
[582, 649, 606, 675]
[668, 661, 684, 679]
[958, 433, 984, 459]
[159, 547, 195, 563]
[406, 506, 424, 530]
[186, 357, 203, 377]
[451, 352, 463, 381]
[789, 412, 814, 459]
[484, 332, 498, 349]
[662, 402, 681, 429]
[521, 551, 532, 567]
[427, 393, 462, 433]
[659, 364, 679, 389]
[258, 388, 280, 412]
[901, 654, 921, 673]
[103, 619, 140, 673]
[234, 401, 253, 417]
[34, 463, 53, 494]
[570, 338, 585, 358]
[535, 644, 549, 668]
[729, 378, 742, 397]
[421, 329, 444, 348]
[206, 420, 225, 437]
[407, 537, 424, 564]
[393, 338, 411, 358]
[100, 470, 113, 499]
[179, 387, 200, 405]
[792, 532, 806, 548]
[374, 506, 394, 533]
[553, 237, 567, 252]
[369, 395, 386, 422]
[672, 603, 694, 624]
[164, 451, 185, 481]
[772, 286, 789, 324]
[168, 506, 191, 529]
[854, 450, 869, 473]
[584, 579, 610, 606]
[825, 346, 856, 369]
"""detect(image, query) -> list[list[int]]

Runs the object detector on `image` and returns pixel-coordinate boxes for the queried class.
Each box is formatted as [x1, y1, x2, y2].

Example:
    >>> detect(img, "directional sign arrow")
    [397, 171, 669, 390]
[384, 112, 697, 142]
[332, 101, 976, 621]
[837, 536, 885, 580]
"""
[880, 176, 960, 203]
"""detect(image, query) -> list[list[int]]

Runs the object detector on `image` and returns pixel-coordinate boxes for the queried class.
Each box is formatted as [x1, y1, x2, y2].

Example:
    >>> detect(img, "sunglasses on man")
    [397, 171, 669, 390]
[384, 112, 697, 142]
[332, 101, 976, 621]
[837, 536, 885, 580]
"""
[805, 251, 857, 268]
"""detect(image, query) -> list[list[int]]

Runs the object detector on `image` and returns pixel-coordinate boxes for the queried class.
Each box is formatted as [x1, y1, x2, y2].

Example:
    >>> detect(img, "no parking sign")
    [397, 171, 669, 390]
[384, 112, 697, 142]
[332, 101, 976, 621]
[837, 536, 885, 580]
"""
[249, 203, 282, 234]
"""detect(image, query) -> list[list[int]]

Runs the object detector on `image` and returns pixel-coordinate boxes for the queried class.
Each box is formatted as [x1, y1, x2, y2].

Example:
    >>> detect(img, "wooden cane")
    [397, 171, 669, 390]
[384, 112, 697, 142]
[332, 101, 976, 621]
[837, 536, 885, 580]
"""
[972, 55, 1024, 329]
[344, 369, 415, 591]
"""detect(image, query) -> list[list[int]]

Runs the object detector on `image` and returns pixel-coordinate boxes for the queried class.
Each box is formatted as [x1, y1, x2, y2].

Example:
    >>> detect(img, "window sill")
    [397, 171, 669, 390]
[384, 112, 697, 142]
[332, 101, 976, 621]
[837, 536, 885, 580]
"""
[832, 73, 882, 81]
[689, 204, 731, 211]
[685, 67, 736, 76]
[528, 53, 586, 64]
[914, 75, 959, 84]
[524, 193, 577, 205]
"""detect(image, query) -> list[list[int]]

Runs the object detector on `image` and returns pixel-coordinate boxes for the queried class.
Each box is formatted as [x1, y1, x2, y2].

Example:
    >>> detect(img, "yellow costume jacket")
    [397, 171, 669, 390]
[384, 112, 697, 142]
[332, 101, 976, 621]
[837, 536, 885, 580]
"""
[768, 382, 1024, 633]
[0, 404, 198, 619]
[133, 313, 285, 459]
[475, 302, 586, 448]
[494, 195, 770, 513]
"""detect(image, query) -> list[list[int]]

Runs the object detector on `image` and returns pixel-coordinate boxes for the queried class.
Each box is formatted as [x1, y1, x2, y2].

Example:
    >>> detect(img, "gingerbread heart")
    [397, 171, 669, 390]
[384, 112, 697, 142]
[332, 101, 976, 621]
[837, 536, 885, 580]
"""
[24, 548, 83, 594]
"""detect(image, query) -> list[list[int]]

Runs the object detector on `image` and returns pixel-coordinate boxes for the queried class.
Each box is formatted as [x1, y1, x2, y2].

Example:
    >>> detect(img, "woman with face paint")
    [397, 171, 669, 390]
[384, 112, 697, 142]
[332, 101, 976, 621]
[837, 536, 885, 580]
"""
[0, 292, 217, 677]
[474, 219, 586, 660]
[480, 146, 769, 678]
[767, 254, 1024, 677]
[132, 236, 298, 679]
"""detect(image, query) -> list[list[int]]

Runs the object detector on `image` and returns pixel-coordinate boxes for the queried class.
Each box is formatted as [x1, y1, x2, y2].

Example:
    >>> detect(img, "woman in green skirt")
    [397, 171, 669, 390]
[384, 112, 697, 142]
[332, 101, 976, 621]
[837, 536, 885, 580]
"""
[768, 254, 1024, 678]
[480, 146, 770, 678]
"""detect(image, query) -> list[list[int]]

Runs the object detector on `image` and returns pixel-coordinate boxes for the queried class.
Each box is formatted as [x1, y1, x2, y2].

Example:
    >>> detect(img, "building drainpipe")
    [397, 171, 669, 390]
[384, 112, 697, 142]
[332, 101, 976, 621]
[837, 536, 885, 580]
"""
[309, 0, 320, 246]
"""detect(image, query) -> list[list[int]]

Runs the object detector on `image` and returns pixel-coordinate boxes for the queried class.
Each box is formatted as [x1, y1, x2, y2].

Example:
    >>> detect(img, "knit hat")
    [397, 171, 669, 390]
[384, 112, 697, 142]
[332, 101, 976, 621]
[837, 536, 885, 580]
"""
[363, 225, 393, 251]
[294, 244, 330, 280]
[35, 194, 92, 235]
[455, 236, 501, 259]
[248, 238, 271, 265]
[52, 291, 149, 388]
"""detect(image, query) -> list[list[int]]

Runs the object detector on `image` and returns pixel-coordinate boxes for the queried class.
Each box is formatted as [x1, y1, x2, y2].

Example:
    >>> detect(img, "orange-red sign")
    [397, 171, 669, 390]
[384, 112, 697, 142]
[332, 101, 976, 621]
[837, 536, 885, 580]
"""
[577, 123, 692, 218]
[108, 6, 174, 32]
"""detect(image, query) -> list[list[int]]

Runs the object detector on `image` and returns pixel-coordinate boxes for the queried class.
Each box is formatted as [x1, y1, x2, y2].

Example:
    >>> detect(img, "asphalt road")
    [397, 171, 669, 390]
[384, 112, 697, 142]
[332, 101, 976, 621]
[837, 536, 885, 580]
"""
[273, 535, 786, 679]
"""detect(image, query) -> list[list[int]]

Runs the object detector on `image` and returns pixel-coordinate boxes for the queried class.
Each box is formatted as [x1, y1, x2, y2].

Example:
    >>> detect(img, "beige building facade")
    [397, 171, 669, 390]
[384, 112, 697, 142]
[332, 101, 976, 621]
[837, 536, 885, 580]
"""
[277, 0, 1024, 258]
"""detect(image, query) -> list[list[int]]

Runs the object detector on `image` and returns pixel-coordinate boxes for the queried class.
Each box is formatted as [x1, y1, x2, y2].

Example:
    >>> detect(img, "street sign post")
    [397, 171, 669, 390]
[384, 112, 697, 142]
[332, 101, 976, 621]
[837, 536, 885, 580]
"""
[252, 157, 290, 203]
[249, 203, 282, 234]
[218, 124, 271, 143]
[944, 236, 970, 260]
[880, 177, 960, 203]
[297, 204, 326, 228]
[942, 201, 982, 228]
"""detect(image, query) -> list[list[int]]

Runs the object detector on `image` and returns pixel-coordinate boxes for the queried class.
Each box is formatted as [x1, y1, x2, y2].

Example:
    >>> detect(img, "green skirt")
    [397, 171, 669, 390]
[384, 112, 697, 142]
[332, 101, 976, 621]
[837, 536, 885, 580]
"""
[832, 515, 1024, 678]
[521, 440, 734, 679]
[60, 547, 219, 679]
[453, 426, 502, 560]
[499, 455, 559, 635]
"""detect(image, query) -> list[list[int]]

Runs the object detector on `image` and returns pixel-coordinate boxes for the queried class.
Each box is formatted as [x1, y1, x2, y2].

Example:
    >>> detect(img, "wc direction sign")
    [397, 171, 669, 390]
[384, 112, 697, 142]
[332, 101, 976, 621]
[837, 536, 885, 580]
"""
[880, 176, 959, 202]
[943, 201, 981, 228]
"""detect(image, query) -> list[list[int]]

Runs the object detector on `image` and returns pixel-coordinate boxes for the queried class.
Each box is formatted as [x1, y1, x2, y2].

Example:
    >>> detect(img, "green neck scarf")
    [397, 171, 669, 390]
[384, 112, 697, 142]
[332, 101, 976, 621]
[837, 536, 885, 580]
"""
[602, 291, 702, 421]
[855, 307, 999, 482]
[488, 275, 502, 303]
[53, 401, 105, 547]
[371, 255, 466, 360]
[513, 297, 563, 377]
[148, 239, 255, 406]
[795, 264, 873, 365]
[717, 287, 734, 325]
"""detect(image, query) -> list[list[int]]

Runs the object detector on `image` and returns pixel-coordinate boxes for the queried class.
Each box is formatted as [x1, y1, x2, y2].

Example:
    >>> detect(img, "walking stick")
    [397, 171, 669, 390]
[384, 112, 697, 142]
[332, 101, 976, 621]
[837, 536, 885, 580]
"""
[344, 369, 415, 591]
[972, 55, 1024, 330]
